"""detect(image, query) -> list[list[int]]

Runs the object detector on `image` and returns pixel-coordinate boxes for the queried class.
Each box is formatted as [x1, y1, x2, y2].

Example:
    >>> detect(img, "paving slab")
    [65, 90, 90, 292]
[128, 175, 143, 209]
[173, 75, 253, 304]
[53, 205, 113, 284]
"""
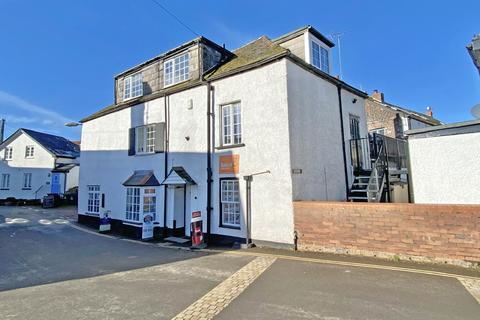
[216, 259, 480, 320]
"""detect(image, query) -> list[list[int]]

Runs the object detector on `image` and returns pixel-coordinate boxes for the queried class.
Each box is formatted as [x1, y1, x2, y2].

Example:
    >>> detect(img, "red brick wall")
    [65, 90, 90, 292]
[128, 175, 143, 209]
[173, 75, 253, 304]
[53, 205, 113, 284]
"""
[294, 201, 480, 265]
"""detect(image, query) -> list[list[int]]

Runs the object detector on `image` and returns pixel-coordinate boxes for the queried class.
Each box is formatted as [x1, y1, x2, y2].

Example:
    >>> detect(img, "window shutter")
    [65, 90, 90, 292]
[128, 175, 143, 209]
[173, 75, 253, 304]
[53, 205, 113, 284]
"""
[128, 127, 136, 156]
[154, 122, 165, 153]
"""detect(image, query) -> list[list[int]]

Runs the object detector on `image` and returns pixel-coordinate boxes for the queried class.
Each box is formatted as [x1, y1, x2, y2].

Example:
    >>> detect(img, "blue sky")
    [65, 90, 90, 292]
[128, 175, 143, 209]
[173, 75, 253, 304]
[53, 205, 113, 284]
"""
[0, 0, 479, 140]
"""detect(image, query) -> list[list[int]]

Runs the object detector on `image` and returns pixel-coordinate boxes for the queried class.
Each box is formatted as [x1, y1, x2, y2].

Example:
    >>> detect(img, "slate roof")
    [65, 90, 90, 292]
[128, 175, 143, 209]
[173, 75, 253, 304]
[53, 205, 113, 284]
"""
[123, 170, 161, 187]
[80, 29, 365, 123]
[205, 36, 288, 79]
[379, 100, 443, 126]
[0, 129, 80, 158]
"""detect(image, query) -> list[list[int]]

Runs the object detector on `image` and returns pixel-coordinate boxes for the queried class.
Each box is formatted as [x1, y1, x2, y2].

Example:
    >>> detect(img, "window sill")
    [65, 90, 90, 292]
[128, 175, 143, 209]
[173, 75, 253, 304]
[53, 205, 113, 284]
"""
[215, 143, 245, 150]
[0, 188, 10, 190]
[123, 220, 142, 226]
[22, 188, 32, 190]
[85, 212, 100, 216]
[134, 152, 163, 157]
[123, 95, 143, 102]
[219, 224, 241, 230]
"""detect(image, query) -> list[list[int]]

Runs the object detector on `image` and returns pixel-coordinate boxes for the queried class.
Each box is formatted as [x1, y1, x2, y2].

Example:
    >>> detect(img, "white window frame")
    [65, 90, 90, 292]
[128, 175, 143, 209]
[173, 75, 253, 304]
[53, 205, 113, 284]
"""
[123, 72, 143, 100]
[25, 146, 34, 158]
[4, 147, 12, 160]
[221, 102, 242, 146]
[311, 40, 329, 73]
[220, 179, 241, 228]
[87, 185, 101, 214]
[135, 125, 156, 155]
[164, 52, 190, 87]
[1, 173, 10, 189]
[23, 173, 32, 189]
[125, 187, 157, 222]
[370, 128, 385, 136]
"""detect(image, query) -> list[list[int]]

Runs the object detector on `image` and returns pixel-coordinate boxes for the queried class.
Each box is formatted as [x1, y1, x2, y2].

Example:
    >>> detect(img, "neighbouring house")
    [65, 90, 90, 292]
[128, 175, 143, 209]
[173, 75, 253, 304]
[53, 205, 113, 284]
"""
[365, 90, 442, 139]
[467, 34, 480, 74]
[0, 128, 80, 202]
[78, 25, 370, 247]
[406, 119, 480, 204]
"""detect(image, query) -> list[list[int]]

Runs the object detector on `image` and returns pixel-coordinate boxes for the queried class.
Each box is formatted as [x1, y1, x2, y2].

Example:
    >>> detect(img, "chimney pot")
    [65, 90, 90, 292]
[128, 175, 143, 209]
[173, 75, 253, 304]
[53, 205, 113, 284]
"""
[426, 106, 433, 117]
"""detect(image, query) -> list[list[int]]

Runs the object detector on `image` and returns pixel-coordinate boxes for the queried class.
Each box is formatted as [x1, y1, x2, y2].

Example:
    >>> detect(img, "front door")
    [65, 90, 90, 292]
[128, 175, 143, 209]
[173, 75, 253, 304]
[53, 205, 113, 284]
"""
[51, 173, 62, 194]
[166, 186, 186, 237]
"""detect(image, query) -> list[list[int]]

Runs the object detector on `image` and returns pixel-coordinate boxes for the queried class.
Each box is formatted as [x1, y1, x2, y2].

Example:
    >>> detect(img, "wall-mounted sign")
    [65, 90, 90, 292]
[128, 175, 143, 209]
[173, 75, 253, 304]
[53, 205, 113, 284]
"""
[142, 213, 154, 240]
[219, 154, 240, 174]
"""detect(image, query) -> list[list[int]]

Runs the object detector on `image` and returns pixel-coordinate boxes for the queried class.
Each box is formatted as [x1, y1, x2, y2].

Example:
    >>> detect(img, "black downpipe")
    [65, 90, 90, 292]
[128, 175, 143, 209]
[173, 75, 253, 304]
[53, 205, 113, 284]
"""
[206, 83, 212, 244]
[163, 95, 169, 237]
[337, 86, 350, 198]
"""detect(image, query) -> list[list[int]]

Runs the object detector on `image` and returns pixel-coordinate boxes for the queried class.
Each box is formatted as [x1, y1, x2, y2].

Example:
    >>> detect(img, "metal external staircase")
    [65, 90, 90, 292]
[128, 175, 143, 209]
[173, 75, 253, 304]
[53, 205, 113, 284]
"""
[348, 134, 407, 203]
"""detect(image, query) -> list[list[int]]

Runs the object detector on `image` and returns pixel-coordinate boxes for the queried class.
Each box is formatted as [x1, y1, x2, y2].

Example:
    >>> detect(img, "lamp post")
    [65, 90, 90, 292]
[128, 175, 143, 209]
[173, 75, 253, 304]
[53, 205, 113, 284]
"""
[242, 170, 270, 248]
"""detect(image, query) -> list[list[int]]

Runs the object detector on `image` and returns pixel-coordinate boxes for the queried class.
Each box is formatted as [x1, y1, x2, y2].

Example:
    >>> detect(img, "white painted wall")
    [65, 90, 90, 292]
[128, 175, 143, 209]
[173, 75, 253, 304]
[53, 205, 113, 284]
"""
[79, 57, 366, 246]
[0, 132, 55, 200]
[408, 132, 480, 204]
[65, 165, 79, 191]
[286, 60, 346, 201]
[79, 97, 168, 224]
[211, 60, 294, 245]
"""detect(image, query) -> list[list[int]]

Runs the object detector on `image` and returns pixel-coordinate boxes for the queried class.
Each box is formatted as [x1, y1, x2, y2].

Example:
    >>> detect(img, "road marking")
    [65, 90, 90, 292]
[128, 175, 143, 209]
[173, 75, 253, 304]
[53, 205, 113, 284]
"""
[67, 222, 480, 282]
[458, 278, 480, 304]
[171, 256, 276, 320]
[225, 250, 480, 281]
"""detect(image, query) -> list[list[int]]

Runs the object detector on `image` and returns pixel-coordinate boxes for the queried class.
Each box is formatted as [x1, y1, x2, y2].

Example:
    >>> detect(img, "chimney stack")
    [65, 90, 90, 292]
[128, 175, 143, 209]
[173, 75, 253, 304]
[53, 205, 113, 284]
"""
[371, 90, 384, 103]
[0, 119, 5, 143]
[426, 106, 433, 117]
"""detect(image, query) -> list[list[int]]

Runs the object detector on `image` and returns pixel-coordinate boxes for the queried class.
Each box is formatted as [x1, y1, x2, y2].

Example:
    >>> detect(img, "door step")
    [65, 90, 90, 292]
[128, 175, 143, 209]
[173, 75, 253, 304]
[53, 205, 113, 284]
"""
[164, 236, 190, 244]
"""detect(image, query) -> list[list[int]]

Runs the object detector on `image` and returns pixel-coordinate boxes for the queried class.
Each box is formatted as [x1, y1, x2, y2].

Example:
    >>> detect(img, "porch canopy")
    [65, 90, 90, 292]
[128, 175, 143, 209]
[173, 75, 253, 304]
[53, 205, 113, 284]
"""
[123, 170, 161, 187]
[161, 167, 196, 186]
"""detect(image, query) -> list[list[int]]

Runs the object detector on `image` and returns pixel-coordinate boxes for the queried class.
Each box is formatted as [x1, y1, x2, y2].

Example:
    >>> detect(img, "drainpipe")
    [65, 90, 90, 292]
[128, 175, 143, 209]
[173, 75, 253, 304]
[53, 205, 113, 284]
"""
[337, 85, 350, 199]
[163, 94, 169, 237]
[206, 82, 213, 244]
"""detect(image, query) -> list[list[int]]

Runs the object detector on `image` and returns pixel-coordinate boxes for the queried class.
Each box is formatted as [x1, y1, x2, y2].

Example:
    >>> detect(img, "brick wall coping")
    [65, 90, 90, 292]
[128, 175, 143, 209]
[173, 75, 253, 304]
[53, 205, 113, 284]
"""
[294, 201, 480, 210]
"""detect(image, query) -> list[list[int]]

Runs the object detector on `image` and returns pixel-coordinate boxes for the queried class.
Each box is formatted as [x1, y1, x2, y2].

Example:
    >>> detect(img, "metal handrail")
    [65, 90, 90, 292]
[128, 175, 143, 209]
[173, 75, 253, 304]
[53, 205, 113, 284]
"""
[366, 144, 387, 202]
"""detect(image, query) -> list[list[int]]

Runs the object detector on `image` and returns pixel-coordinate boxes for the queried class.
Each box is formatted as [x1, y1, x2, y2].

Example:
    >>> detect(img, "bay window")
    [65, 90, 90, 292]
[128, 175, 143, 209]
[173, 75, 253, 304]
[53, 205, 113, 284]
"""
[125, 187, 156, 222]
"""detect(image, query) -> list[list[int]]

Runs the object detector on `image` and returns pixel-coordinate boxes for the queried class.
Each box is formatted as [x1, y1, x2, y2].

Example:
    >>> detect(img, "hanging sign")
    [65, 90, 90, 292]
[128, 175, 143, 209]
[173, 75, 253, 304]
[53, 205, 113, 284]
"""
[142, 213, 154, 240]
[219, 154, 240, 174]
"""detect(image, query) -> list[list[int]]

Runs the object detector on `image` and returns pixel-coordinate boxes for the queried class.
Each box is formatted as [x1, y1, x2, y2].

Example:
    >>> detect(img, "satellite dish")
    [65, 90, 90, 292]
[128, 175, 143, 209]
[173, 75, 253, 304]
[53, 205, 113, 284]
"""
[471, 104, 480, 119]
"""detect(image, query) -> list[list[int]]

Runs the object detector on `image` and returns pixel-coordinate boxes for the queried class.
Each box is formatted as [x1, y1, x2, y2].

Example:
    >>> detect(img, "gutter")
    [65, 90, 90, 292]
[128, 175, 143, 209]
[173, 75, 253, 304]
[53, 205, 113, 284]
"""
[336, 86, 350, 198]
[163, 94, 169, 237]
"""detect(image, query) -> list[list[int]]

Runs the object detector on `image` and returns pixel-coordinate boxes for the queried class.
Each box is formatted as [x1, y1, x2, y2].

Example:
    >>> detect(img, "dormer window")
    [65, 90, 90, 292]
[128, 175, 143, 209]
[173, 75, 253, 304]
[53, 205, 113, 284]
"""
[311, 41, 329, 73]
[124, 72, 143, 100]
[164, 53, 190, 87]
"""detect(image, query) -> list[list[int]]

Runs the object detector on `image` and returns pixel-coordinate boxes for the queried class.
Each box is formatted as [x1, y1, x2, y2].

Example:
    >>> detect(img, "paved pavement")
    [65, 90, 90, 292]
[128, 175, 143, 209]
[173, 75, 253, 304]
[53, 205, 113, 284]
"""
[0, 206, 479, 319]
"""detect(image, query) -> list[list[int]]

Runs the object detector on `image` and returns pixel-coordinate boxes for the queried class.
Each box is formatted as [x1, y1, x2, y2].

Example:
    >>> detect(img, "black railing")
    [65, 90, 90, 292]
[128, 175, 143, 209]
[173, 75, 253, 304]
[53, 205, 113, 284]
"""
[350, 133, 408, 172]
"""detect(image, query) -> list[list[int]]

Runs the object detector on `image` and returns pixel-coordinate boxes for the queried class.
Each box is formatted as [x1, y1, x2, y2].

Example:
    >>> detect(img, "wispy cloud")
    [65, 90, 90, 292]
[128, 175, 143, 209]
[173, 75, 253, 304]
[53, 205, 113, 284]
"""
[0, 90, 74, 126]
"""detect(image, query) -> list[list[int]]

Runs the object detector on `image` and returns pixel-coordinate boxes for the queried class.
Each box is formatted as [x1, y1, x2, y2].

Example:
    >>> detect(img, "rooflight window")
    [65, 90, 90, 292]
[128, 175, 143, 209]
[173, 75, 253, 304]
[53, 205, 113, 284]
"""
[164, 53, 190, 87]
[124, 73, 143, 100]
